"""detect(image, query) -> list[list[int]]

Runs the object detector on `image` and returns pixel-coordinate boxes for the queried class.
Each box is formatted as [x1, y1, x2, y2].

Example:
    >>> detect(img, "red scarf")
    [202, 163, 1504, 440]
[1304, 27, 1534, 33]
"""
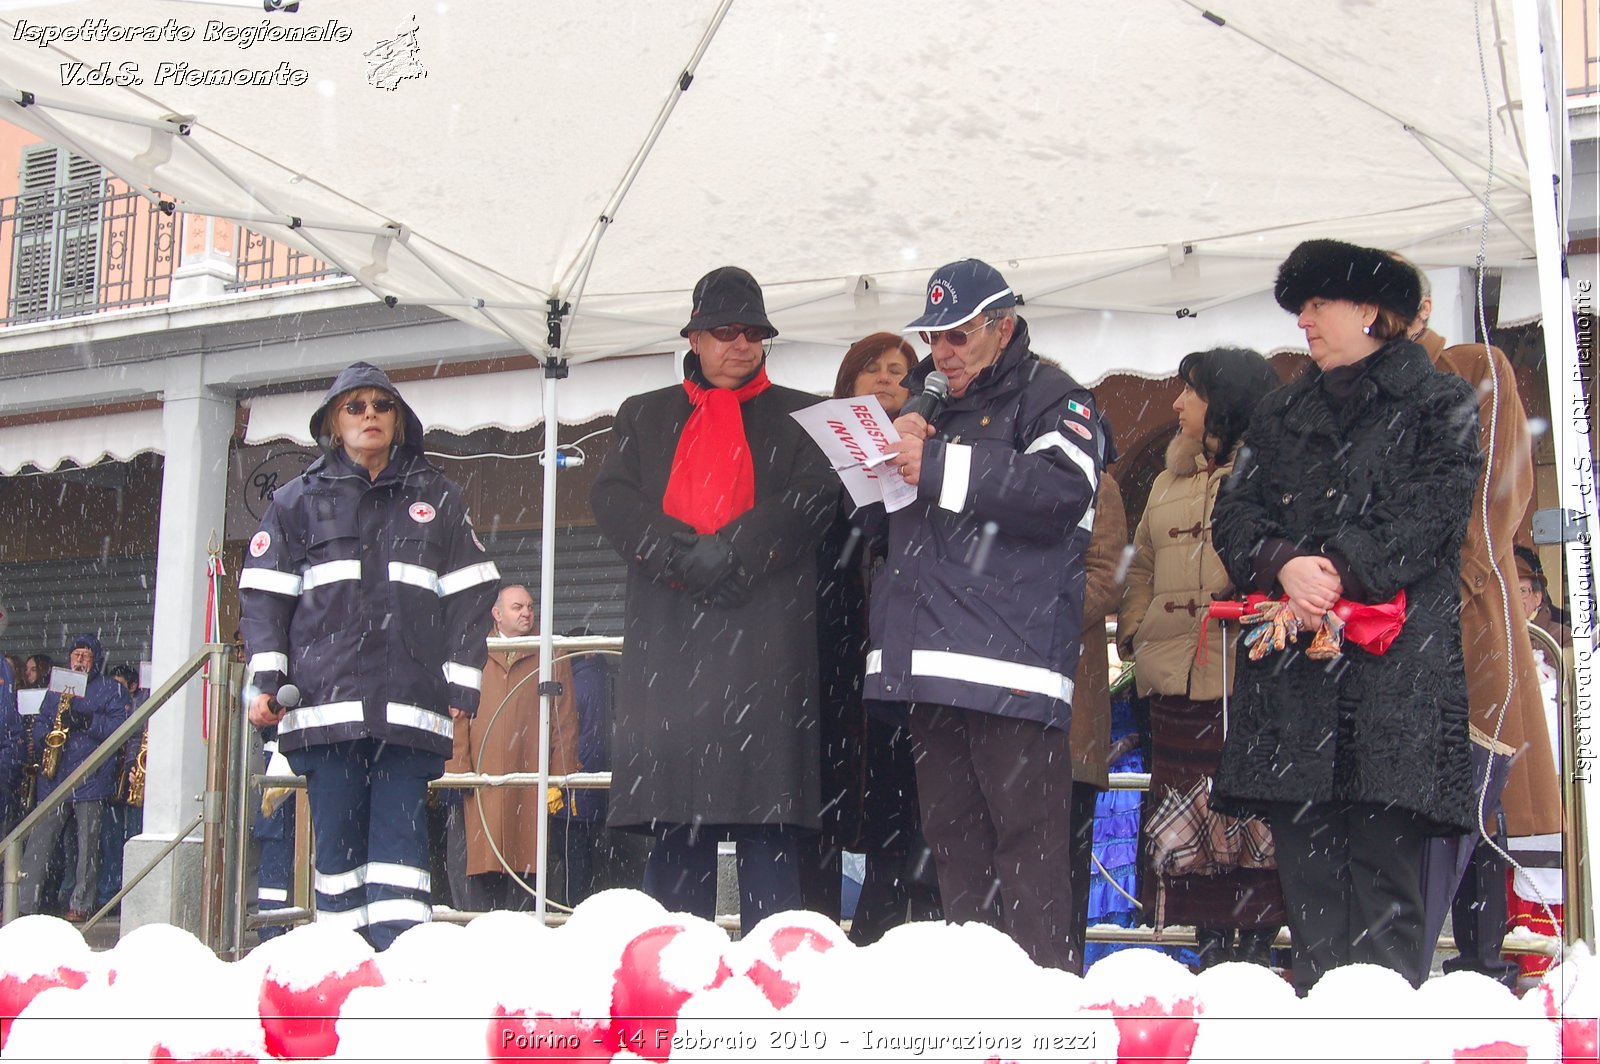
[662, 366, 772, 533]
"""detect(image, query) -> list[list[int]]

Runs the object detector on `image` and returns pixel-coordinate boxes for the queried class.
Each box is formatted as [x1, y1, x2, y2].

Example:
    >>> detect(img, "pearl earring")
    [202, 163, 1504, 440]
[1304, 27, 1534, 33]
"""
[1363, 324, 1372, 335]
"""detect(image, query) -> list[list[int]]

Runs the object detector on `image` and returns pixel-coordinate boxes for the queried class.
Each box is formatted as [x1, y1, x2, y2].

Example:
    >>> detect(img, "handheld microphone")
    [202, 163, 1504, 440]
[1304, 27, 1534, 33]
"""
[270, 684, 300, 713]
[902, 370, 951, 426]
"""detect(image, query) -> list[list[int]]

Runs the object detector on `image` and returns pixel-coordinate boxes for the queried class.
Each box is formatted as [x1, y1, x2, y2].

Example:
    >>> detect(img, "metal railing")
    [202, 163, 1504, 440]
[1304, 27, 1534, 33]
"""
[1, 643, 230, 930]
[235, 627, 1574, 961]
[8, 621, 1575, 964]
[0, 175, 343, 327]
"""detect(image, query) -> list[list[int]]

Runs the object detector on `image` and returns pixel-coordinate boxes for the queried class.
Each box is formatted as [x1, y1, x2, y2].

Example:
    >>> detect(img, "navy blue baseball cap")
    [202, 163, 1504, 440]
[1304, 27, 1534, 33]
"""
[904, 258, 1017, 332]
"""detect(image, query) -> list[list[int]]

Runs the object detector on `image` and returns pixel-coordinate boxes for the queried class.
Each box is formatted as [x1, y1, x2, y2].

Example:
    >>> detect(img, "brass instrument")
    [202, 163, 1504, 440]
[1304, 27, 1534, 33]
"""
[119, 728, 148, 807]
[39, 689, 72, 780]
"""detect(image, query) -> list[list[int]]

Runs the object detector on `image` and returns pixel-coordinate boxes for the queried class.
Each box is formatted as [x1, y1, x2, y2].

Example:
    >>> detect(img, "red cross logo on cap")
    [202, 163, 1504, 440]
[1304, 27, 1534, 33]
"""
[409, 502, 436, 524]
[249, 531, 272, 557]
[930, 284, 946, 305]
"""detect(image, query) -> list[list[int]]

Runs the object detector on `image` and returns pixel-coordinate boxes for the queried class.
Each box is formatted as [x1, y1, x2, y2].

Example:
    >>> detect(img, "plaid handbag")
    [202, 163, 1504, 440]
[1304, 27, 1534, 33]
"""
[1145, 776, 1276, 929]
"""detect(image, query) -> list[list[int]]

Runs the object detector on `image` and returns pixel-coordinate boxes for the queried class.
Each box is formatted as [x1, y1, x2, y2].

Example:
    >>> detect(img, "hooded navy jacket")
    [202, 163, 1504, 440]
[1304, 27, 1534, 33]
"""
[17, 634, 131, 804]
[238, 362, 499, 758]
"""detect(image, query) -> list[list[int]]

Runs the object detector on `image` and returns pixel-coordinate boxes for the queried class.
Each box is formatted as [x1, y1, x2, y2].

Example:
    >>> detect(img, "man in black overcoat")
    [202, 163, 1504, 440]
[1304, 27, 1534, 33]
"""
[591, 267, 838, 929]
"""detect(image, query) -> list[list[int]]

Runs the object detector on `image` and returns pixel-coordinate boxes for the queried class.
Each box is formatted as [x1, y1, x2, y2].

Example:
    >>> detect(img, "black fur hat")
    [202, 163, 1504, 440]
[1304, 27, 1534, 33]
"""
[1273, 238, 1421, 320]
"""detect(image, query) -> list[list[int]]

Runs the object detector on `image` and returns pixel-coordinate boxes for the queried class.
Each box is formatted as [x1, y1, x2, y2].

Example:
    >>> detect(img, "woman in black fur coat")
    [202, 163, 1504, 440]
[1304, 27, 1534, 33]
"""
[1210, 239, 1482, 994]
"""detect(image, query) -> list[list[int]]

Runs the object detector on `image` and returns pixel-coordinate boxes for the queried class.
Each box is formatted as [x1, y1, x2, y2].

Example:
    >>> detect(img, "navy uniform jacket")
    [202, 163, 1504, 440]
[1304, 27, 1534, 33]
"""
[238, 362, 498, 759]
[862, 318, 1104, 730]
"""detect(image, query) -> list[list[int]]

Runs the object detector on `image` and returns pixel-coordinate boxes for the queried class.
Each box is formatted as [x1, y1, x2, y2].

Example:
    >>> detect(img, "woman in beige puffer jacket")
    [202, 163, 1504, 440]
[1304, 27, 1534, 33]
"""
[1117, 347, 1283, 969]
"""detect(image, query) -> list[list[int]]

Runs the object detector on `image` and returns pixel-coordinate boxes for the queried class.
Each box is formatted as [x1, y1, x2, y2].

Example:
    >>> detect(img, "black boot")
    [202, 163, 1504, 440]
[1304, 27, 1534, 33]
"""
[1235, 927, 1278, 968]
[1194, 927, 1233, 970]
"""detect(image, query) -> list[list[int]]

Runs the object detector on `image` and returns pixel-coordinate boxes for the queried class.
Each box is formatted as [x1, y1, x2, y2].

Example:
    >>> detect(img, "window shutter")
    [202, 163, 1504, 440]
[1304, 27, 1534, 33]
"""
[55, 152, 104, 314]
[11, 144, 60, 320]
[9, 144, 103, 321]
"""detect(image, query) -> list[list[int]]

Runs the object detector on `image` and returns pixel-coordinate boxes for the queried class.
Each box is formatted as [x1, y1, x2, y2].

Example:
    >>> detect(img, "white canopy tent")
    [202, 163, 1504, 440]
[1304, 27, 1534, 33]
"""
[0, 0, 1546, 359]
[0, 0, 1590, 939]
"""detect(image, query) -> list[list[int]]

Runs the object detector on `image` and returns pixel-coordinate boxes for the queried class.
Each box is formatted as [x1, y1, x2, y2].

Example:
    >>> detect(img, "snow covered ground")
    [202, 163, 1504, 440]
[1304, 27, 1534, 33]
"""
[0, 890, 1593, 1062]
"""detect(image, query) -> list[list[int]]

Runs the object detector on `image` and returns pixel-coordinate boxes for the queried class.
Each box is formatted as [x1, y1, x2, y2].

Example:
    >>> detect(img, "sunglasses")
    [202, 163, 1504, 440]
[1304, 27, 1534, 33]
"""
[919, 317, 996, 348]
[341, 398, 398, 416]
[705, 324, 773, 343]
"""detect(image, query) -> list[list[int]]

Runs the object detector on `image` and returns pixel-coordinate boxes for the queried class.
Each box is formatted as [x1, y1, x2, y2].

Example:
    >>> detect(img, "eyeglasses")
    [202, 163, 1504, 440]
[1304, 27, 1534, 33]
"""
[705, 324, 773, 343]
[341, 398, 398, 416]
[919, 317, 996, 348]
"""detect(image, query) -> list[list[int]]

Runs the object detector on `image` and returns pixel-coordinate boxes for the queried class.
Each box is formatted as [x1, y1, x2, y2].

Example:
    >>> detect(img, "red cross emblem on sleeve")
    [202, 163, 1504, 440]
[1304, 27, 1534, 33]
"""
[409, 502, 437, 523]
[249, 531, 272, 557]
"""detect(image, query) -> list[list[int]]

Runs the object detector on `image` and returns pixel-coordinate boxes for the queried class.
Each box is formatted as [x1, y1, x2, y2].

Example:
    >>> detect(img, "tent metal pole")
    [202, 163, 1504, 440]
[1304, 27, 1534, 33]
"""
[389, 233, 550, 357]
[1512, 0, 1596, 952]
[177, 136, 427, 316]
[555, 0, 736, 347]
[1405, 130, 1538, 255]
[1023, 253, 1171, 302]
[1175, 0, 1501, 178]
[534, 303, 570, 924]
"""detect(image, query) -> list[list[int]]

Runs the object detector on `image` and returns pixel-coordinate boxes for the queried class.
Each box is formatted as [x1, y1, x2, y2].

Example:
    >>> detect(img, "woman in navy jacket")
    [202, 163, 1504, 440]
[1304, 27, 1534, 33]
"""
[240, 362, 497, 948]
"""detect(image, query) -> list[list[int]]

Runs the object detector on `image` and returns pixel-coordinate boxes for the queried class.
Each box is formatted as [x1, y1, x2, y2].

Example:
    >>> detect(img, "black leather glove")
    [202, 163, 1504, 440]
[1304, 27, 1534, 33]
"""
[666, 532, 740, 597]
[706, 563, 754, 609]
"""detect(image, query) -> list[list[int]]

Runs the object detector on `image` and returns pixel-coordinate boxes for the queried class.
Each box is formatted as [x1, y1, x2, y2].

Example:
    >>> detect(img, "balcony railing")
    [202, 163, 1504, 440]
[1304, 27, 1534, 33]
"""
[0, 176, 344, 327]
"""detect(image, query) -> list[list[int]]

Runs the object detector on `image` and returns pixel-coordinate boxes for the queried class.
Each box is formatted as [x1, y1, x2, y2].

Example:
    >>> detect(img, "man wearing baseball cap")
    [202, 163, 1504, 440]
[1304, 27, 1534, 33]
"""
[591, 266, 838, 928]
[867, 258, 1107, 970]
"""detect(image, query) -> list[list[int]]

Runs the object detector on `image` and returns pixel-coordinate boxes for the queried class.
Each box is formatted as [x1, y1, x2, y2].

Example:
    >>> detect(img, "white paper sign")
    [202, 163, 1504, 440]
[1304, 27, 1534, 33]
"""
[139, 661, 154, 692]
[49, 667, 87, 697]
[791, 397, 919, 513]
[17, 689, 46, 717]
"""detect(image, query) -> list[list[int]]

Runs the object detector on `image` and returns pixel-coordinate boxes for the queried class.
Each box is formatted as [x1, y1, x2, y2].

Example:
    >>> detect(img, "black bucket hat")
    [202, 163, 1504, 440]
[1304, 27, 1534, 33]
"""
[680, 266, 777, 338]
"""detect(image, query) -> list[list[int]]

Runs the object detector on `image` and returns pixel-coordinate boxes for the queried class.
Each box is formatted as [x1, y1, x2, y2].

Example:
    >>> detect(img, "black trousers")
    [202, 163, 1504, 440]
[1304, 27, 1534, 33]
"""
[641, 823, 802, 930]
[1441, 834, 1519, 987]
[908, 704, 1075, 971]
[1270, 801, 1429, 994]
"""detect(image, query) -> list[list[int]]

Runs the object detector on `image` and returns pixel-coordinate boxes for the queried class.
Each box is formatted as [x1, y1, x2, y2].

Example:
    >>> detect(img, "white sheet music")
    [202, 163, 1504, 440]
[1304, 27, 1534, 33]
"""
[49, 667, 87, 697]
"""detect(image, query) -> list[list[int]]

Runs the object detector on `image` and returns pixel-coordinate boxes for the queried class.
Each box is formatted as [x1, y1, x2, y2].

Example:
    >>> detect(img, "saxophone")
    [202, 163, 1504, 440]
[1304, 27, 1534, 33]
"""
[39, 689, 72, 780]
[121, 729, 148, 807]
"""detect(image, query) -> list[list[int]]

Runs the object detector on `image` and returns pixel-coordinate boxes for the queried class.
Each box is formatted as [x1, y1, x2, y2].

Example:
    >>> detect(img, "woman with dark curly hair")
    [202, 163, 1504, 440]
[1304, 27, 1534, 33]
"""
[1210, 239, 1481, 993]
[1119, 346, 1283, 968]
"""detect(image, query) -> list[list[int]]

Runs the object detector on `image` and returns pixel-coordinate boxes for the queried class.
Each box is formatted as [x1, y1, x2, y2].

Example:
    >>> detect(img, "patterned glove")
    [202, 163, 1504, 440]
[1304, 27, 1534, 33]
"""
[1243, 600, 1302, 661]
[1305, 611, 1345, 660]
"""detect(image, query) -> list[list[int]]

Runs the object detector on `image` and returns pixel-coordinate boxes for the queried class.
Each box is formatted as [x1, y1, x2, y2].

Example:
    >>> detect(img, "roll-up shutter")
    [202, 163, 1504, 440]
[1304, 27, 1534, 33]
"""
[0, 553, 156, 667]
[480, 525, 627, 637]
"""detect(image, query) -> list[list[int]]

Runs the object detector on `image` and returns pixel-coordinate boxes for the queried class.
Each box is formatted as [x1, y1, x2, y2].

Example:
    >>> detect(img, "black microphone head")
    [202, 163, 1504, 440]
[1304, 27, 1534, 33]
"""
[274, 684, 301, 709]
[923, 370, 951, 401]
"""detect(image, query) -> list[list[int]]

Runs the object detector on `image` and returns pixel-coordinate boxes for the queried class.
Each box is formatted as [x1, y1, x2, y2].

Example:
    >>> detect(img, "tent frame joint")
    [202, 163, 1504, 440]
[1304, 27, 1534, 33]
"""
[546, 297, 571, 353]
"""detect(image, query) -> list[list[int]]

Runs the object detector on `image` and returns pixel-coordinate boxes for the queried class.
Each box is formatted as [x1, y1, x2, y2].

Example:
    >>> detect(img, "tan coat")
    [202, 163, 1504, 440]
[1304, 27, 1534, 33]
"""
[1117, 435, 1237, 702]
[1421, 328, 1562, 836]
[444, 644, 579, 875]
[1071, 475, 1129, 788]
